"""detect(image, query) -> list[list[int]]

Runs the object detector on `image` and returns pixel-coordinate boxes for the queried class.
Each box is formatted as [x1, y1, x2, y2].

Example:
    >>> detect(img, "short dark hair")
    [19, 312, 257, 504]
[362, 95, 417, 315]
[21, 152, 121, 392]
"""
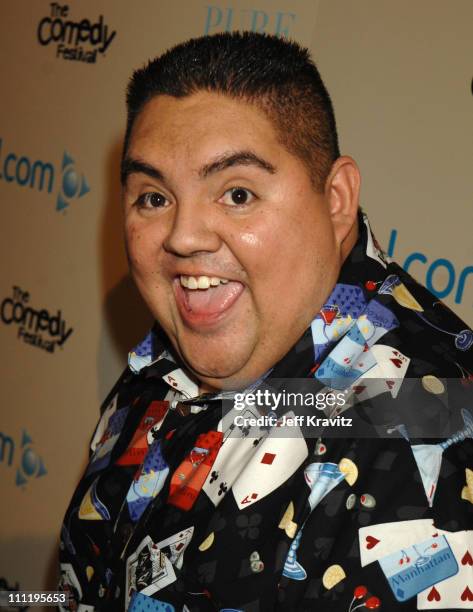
[123, 31, 340, 190]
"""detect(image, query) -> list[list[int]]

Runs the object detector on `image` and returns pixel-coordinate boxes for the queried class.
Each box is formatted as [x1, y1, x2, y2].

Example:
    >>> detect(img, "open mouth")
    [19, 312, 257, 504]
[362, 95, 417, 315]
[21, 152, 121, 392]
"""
[173, 274, 245, 327]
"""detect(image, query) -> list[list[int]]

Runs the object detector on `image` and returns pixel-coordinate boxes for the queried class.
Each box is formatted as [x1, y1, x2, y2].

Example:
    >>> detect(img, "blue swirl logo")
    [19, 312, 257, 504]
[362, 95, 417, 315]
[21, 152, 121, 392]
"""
[16, 430, 47, 486]
[56, 152, 90, 212]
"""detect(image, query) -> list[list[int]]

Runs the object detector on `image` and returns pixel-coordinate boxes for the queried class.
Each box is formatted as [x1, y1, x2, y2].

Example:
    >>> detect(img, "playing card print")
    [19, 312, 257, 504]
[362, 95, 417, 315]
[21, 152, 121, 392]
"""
[232, 415, 308, 510]
[126, 439, 169, 521]
[128, 330, 155, 373]
[315, 301, 399, 389]
[417, 530, 473, 609]
[59, 562, 93, 612]
[128, 591, 177, 611]
[359, 519, 436, 567]
[157, 527, 194, 570]
[345, 345, 409, 410]
[167, 430, 223, 511]
[163, 367, 199, 399]
[86, 398, 130, 476]
[201, 418, 263, 507]
[372, 345, 409, 395]
[378, 535, 458, 602]
[126, 535, 177, 609]
[311, 284, 367, 362]
[223, 403, 262, 440]
[117, 400, 169, 466]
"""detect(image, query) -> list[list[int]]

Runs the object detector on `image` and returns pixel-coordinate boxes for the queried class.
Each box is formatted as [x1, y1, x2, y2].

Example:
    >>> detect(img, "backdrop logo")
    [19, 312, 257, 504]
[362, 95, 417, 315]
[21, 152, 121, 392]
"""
[58, 151, 90, 211]
[0, 138, 90, 211]
[1, 285, 73, 353]
[388, 229, 473, 305]
[204, 6, 296, 36]
[37, 3, 116, 63]
[0, 429, 46, 487]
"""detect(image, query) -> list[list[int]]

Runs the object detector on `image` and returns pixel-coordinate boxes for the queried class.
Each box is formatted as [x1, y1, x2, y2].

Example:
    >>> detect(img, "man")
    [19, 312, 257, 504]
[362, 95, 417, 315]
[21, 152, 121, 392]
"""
[60, 32, 473, 611]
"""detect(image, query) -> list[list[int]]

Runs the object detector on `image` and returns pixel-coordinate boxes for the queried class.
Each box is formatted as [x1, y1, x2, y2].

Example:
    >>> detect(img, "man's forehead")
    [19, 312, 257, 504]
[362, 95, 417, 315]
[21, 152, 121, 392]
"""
[129, 91, 280, 150]
[126, 92, 289, 180]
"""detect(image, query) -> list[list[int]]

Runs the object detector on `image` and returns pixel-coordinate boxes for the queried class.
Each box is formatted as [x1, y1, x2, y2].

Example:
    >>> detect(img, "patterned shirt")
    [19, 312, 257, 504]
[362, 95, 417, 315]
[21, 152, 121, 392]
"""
[59, 211, 473, 611]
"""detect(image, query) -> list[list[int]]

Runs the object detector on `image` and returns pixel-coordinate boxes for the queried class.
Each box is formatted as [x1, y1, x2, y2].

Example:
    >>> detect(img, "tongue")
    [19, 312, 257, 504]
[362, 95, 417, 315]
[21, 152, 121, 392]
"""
[185, 282, 243, 315]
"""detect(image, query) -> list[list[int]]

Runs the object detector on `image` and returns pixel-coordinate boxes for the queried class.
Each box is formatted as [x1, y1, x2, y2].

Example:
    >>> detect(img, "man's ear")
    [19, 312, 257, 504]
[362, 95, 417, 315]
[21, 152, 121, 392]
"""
[324, 155, 361, 252]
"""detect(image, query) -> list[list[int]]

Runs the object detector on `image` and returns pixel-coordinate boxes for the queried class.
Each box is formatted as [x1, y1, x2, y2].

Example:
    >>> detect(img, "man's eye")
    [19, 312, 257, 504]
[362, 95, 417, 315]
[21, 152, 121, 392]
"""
[136, 192, 169, 209]
[220, 187, 255, 206]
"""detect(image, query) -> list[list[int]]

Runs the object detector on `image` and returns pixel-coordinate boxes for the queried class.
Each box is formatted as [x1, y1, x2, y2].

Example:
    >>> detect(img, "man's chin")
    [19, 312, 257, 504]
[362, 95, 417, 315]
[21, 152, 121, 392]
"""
[177, 346, 256, 392]
[169, 322, 259, 390]
[185, 359, 247, 390]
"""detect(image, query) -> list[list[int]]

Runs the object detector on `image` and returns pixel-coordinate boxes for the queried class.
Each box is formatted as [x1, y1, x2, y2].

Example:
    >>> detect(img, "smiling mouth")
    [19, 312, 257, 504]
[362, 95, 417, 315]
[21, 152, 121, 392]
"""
[173, 274, 245, 327]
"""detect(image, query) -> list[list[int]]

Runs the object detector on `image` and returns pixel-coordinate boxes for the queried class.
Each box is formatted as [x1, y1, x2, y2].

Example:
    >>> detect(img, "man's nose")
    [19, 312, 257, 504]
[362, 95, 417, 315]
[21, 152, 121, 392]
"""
[162, 199, 222, 257]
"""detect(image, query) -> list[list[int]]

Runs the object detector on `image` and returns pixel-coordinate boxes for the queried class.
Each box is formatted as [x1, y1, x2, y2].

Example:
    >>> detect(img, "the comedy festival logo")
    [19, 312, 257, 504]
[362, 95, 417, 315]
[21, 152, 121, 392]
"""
[37, 3, 116, 63]
[387, 229, 472, 307]
[0, 429, 46, 487]
[0, 138, 89, 212]
[1, 285, 73, 353]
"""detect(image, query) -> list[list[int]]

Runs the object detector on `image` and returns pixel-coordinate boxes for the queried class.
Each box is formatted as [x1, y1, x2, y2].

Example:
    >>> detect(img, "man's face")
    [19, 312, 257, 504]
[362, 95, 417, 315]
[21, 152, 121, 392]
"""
[123, 92, 344, 390]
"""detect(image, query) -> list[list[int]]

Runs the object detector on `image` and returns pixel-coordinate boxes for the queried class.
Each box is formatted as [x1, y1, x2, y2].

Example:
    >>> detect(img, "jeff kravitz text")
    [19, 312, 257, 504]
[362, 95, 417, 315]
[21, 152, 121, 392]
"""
[233, 414, 352, 428]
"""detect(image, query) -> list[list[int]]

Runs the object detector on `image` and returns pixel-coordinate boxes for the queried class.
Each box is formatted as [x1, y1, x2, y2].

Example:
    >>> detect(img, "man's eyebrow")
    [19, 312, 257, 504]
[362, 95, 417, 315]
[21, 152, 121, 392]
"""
[199, 150, 276, 178]
[121, 157, 165, 185]
[121, 151, 276, 185]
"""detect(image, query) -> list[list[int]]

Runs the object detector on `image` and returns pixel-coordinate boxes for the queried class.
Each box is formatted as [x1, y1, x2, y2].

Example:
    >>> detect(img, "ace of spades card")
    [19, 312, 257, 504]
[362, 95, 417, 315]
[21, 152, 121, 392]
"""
[231, 412, 308, 510]
[201, 413, 262, 507]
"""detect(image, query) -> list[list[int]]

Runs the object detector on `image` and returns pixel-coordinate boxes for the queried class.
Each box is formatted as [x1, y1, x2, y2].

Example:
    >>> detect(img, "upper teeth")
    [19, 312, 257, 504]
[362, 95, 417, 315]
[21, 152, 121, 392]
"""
[180, 275, 229, 289]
